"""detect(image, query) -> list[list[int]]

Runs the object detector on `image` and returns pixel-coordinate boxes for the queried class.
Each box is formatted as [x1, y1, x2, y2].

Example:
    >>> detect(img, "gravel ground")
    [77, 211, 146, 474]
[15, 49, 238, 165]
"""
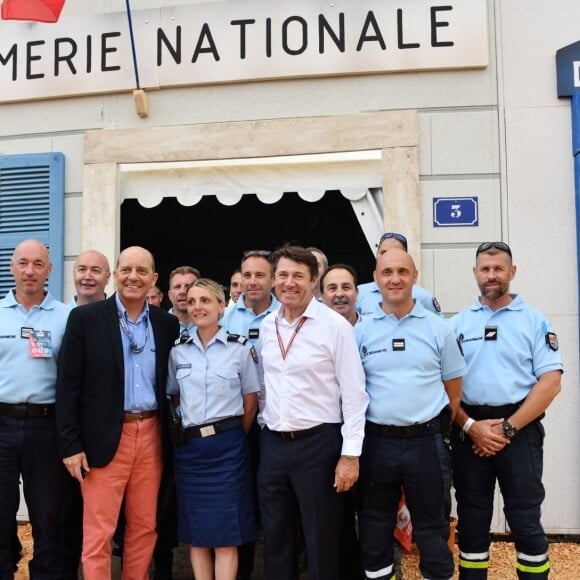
[15, 524, 580, 579]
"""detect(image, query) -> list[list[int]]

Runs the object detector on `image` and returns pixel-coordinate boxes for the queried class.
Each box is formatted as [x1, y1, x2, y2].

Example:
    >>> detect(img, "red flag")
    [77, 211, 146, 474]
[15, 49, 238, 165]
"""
[1, 0, 66, 23]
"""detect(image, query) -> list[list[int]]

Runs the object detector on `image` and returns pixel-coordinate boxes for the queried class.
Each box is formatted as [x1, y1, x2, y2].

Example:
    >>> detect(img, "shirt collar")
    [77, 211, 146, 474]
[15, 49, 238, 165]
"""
[115, 293, 149, 322]
[2, 288, 56, 310]
[239, 293, 280, 314]
[187, 326, 228, 348]
[471, 293, 522, 312]
[275, 295, 319, 323]
[372, 299, 425, 321]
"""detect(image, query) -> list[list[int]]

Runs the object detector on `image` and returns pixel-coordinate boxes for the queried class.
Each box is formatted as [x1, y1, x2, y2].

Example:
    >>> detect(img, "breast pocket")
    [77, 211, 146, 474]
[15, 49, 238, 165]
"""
[175, 364, 192, 381]
[214, 368, 241, 396]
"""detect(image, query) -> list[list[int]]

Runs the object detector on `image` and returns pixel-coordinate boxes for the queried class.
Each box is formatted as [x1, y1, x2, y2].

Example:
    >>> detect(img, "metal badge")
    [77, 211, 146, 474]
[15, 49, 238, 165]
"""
[200, 425, 216, 437]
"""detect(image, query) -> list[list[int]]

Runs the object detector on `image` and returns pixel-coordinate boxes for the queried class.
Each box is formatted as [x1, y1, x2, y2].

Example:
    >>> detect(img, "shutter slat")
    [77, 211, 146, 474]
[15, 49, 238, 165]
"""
[0, 153, 64, 299]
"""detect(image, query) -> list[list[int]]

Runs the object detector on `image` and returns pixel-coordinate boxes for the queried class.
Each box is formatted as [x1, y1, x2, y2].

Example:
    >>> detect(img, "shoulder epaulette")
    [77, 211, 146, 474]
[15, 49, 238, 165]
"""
[175, 331, 192, 346]
[227, 333, 248, 345]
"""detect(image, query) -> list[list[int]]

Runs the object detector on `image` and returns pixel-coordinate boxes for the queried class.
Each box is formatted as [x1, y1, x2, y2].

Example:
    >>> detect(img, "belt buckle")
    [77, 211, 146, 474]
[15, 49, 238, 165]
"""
[200, 425, 216, 438]
[14, 404, 28, 418]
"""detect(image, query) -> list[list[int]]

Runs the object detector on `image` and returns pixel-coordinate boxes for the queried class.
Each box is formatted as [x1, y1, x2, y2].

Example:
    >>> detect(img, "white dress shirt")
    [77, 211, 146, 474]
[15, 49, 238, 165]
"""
[257, 298, 369, 456]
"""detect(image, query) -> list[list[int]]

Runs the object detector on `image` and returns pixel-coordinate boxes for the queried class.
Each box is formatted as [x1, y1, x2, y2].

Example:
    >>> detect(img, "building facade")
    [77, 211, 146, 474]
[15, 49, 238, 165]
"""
[1, 0, 578, 533]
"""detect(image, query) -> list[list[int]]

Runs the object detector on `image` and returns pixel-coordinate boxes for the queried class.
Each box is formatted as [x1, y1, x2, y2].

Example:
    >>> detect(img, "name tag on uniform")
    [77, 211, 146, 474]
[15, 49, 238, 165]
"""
[484, 326, 498, 341]
[392, 338, 406, 351]
[21, 327, 34, 339]
[29, 330, 53, 358]
[249, 328, 260, 340]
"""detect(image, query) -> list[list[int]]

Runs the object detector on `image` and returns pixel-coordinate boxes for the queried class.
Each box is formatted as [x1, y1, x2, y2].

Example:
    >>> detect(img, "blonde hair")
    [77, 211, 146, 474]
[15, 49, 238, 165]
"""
[190, 278, 226, 306]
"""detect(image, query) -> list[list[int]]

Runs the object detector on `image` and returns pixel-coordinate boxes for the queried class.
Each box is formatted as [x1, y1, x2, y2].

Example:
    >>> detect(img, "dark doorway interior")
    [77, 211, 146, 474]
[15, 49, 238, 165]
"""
[121, 191, 375, 297]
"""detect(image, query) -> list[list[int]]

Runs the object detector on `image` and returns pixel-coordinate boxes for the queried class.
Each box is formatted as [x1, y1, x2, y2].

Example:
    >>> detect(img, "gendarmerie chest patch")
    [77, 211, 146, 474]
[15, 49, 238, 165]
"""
[484, 326, 498, 341]
[392, 339, 405, 351]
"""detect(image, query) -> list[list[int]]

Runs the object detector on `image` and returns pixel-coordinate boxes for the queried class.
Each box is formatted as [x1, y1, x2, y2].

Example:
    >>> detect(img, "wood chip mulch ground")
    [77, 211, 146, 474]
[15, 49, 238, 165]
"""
[15, 524, 580, 579]
[401, 540, 580, 579]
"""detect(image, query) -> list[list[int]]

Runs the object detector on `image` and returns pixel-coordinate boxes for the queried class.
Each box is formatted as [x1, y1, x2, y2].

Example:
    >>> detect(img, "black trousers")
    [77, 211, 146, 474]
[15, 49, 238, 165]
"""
[0, 415, 64, 580]
[358, 432, 453, 580]
[60, 474, 83, 579]
[258, 425, 343, 580]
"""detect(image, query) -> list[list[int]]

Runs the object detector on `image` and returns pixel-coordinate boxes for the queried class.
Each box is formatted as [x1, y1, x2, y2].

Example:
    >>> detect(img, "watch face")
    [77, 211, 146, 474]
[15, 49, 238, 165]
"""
[503, 421, 517, 438]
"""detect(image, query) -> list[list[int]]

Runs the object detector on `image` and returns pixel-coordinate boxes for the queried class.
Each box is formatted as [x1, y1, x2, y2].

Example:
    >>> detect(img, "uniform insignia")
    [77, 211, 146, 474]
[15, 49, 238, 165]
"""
[545, 332, 559, 351]
[227, 333, 248, 345]
[176, 331, 192, 345]
[392, 339, 405, 351]
[432, 297, 442, 313]
[484, 326, 498, 341]
[457, 334, 464, 357]
[250, 346, 258, 364]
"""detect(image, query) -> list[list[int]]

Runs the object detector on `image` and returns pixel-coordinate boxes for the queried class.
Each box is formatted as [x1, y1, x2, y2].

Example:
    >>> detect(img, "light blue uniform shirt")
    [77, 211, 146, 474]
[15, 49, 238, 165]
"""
[357, 281, 442, 317]
[168, 307, 196, 336]
[0, 289, 69, 404]
[355, 300, 465, 426]
[115, 294, 157, 412]
[167, 327, 260, 427]
[221, 293, 280, 346]
[449, 294, 563, 406]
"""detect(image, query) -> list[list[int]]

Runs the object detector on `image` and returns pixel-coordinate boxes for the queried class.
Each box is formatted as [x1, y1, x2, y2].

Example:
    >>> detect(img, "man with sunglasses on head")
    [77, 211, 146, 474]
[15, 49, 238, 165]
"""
[450, 242, 563, 580]
[357, 232, 443, 317]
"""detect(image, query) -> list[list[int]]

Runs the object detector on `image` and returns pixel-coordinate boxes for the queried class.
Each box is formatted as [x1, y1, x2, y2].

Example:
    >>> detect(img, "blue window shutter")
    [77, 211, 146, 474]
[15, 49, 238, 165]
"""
[0, 152, 65, 300]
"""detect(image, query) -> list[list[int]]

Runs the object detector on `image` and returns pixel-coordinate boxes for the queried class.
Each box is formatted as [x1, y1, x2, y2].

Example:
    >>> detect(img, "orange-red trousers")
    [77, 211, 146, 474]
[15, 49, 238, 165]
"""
[81, 417, 163, 580]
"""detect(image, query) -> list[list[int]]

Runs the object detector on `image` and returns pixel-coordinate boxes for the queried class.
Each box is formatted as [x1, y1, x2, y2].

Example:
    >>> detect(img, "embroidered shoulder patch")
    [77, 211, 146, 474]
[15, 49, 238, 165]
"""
[545, 332, 559, 351]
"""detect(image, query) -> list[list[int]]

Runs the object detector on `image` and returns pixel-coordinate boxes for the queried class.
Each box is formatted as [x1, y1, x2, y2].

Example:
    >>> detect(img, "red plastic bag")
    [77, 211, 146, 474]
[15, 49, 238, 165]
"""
[394, 492, 413, 554]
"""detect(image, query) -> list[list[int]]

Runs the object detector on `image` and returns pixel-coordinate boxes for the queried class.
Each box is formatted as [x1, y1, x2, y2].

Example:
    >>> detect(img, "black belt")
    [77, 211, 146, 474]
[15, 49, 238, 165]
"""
[184, 416, 242, 439]
[366, 417, 441, 439]
[0, 403, 55, 418]
[270, 423, 339, 441]
[462, 401, 523, 420]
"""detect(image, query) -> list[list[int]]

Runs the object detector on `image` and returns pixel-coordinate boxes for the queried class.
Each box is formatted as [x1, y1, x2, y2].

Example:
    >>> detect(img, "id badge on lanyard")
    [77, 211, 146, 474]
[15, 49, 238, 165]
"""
[29, 330, 53, 358]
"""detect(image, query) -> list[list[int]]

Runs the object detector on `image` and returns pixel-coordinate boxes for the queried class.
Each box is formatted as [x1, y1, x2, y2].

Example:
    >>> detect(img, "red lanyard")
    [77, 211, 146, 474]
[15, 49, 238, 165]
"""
[275, 316, 307, 360]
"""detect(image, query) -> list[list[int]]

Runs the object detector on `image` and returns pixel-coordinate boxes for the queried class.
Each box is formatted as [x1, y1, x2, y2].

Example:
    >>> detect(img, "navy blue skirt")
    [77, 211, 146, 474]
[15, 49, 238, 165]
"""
[173, 425, 256, 547]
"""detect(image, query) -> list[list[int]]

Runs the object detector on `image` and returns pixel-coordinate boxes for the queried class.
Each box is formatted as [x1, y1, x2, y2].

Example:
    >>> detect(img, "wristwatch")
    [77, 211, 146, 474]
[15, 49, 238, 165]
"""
[502, 420, 518, 439]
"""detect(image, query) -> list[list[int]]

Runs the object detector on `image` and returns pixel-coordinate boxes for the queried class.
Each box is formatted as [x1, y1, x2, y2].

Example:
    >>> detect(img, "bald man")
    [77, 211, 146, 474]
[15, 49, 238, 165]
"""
[355, 249, 465, 580]
[63, 250, 111, 579]
[70, 250, 111, 307]
[56, 246, 179, 580]
[0, 239, 70, 578]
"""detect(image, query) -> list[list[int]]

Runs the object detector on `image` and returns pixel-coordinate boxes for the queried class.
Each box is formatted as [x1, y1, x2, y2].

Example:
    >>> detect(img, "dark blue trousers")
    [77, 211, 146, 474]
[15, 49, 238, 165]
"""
[60, 474, 83, 579]
[451, 420, 549, 579]
[358, 432, 453, 580]
[0, 415, 64, 580]
[258, 425, 343, 580]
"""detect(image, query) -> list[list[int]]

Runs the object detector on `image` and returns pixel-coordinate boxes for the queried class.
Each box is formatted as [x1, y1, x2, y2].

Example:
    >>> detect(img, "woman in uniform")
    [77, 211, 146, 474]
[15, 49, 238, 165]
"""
[167, 278, 259, 580]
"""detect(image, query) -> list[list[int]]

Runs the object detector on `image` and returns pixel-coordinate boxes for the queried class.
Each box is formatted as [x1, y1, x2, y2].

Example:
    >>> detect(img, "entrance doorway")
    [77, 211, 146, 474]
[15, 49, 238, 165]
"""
[121, 190, 375, 296]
